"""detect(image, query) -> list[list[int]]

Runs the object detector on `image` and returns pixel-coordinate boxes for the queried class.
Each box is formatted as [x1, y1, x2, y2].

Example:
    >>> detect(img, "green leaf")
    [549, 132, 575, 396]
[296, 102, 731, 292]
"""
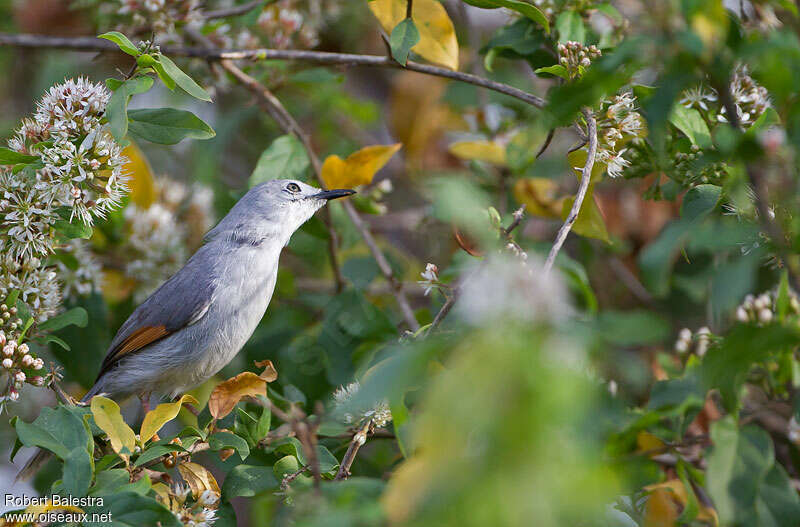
[756, 463, 800, 526]
[390, 18, 421, 65]
[37, 307, 88, 332]
[669, 104, 712, 148]
[707, 417, 775, 526]
[156, 55, 213, 102]
[106, 76, 154, 141]
[208, 431, 250, 461]
[0, 147, 39, 165]
[776, 270, 790, 321]
[555, 11, 586, 43]
[535, 64, 569, 79]
[462, 0, 549, 33]
[132, 444, 185, 467]
[680, 184, 721, 222]
[152, 60, 176, 90]
[15, 406, 92, 459]
[85, 492, 182, 527]
[701, 323, 800, 411]
[127, 108, 216, 145]
[273, 455, 301, 480]
[62, 446, 93, 496]
[53, 218, 93, 239]
[595, 3, 624, 24]
[222, 465, 279, 498]
[98, 31, 140, 56]
[249, 135, 310, 187]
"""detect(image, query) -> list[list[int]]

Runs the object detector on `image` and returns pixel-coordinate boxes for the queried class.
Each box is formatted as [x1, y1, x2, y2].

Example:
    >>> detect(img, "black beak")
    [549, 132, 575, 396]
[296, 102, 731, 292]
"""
[313, 188, 356, 200]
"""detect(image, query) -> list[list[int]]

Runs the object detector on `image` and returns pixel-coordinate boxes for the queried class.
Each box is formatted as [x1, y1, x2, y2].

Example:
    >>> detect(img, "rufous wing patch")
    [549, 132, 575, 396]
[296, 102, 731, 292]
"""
[98, 325, 170, 378]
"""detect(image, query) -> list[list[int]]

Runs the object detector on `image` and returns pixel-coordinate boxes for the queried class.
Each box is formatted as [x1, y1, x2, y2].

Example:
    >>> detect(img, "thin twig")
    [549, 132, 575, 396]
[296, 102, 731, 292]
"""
[535, 129, 556, 159]
[544, 109, 597, 273]
[335, 419, 372, 480]
[405, 0, 414, 19]
[0, 33, 546, 109]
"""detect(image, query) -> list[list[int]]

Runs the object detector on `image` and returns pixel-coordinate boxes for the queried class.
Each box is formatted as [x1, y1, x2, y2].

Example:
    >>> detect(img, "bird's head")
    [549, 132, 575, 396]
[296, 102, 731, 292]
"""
[205, 179, 354, 246]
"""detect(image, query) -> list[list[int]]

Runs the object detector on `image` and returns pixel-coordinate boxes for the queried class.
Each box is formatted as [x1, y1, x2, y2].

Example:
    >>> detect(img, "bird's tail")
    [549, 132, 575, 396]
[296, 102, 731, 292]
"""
[15, 389, 97, 483]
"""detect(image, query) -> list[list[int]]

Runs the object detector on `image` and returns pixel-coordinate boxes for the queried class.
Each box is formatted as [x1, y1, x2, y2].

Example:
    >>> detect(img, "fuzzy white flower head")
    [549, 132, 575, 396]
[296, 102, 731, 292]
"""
[333, 381, 393, 428]
[198, 490, 219, 507]
[2, 358, 12, 369]
[457, 255, 570, 325]
[32, 358, 44, 370]
[55, 240, 102, 300]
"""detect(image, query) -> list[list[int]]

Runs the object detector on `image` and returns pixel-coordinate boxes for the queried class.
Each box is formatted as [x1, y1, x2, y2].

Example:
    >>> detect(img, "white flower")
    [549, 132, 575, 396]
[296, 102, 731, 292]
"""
[597, 148, 631, 178]
[2, 358, 12, 369]
[32, 358, 44, 370]
[758, 308, 773, 324]
[55, 240, 102, 300]
[417, 263, 439, 296]
[14, 371, 25, 383]
[789, 417, 800, 444]
[680, 86, 717, 111]
[21, 354, 33, 367]
[736, 306, 749, 322]
[696, 327, 711, 357]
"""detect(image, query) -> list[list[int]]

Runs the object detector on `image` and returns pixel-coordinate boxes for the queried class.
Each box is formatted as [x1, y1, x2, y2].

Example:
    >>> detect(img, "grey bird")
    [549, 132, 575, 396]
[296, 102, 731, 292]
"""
[17, 179, 354, 480]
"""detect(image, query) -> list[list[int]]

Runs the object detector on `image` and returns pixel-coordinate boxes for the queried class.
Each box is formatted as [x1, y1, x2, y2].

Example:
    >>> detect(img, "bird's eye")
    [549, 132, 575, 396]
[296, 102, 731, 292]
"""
[286, 182, 301, 193]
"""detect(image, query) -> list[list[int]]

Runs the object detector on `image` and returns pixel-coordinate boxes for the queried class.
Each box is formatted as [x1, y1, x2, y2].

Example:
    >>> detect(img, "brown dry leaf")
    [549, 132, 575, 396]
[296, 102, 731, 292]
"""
[513, 178, 563, 219]
[123, 142, 156, 208]
[453, 225, 483, 257]
[177, 461, 220, 502]
[254, 359, 278, 382]
[448, 140, 507, 166]
[321, 144, 402, 189]
[208, 372, 267, 419]
[369, 0, 459, 70]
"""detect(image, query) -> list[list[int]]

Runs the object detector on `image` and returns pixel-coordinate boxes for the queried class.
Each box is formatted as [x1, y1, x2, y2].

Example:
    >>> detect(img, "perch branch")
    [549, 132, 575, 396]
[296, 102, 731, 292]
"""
[0, 33, 546, 109]
[544, 109, 597, 273]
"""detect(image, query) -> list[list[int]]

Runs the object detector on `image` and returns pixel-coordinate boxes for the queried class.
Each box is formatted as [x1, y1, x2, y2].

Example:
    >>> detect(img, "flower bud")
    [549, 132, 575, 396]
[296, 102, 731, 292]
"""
[199, 490, 220, 506]
[32, 358, 44, 370]
[736, 306, 749, 323]
[14, 371, 25, 383]
[30, 376, 44, 386]
[678, 328, 692, 341]
[758, 308, 773, 324]
[9, 389, 19, 401]
[0, 331, 4, 347]
[2, 358, 12, 369]
[17, 343, 28, 355]
[21, 355, 33, 367]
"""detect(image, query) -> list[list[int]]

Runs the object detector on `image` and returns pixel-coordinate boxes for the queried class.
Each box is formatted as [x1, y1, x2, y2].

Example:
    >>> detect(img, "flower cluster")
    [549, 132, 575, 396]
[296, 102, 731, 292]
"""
[158, 483, 218, 527]
[557, 41, 601, 80]
[122, 177, 214, 302]
[673, 326, 712, 357]
[1, 78, 127, 263]
[117, 0, 203, 37]
[735, 289, 799, 325]
[592, 91, 646, 178]
[333, 381, 393, 429]
[0, 255, 61, 324]
[0, 328, 46, 405]
[679, 65, 771, 128]
[256, 0, 321, 49]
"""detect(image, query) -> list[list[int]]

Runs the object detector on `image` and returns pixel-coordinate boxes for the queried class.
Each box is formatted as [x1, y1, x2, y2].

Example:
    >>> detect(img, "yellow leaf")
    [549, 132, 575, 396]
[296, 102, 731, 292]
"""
[90, 396, 137, 458]
[369, 0, 459, 70]
[513, 178, 563, 219]
[208, 372, 267, 419]
[636, 430, 666, 455]
[562, 193, 610, 243]
[140, 394, 199, 443]
[448, 140, 507, 166]
[321, 143, 402, 189]
[643, 480, 688, 527]
[177, 461, 220, 502]
[122, 142, 156, 208]
[254, 359, 278, 382]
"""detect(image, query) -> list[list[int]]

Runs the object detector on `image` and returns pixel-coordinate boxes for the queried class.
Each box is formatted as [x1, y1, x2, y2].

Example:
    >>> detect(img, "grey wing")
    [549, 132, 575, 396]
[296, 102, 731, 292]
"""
[95, 252, 216, 382]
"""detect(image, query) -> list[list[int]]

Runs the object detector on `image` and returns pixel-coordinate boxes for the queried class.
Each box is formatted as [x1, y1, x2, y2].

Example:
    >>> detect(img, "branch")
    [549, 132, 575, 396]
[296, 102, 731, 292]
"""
[335, 419, 372, 480]
[544, 109, 597, 273]
[0, 33, 546, 110]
